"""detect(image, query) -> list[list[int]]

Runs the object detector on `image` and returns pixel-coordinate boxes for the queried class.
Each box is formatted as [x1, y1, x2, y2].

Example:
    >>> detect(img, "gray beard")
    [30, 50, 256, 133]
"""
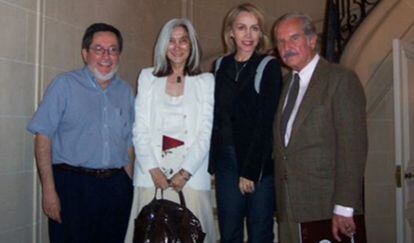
[90, 65, 119, 82]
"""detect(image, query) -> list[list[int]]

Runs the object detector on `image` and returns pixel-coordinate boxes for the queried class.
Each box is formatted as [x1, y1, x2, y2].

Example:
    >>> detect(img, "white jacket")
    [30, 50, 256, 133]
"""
[132, 68, 215, 190]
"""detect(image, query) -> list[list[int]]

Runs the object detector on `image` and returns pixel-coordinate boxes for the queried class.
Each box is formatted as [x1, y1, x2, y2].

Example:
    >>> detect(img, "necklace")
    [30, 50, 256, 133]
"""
[176, 76, 182, 83]
[234, 60, 248, 82]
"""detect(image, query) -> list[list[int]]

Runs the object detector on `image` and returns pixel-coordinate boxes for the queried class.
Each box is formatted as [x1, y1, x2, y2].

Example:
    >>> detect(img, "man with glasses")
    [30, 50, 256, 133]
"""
[27, 23, 134, 243]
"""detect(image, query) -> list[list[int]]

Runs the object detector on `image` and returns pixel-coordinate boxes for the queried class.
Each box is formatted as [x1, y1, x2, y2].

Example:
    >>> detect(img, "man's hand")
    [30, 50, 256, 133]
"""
[124, 162, 133, 179]
[125, 147, 135, 179]
[332, 214, 356, 241]
[239, 177, 255, 194]
[35, 134, 62, 223]
[42, 187, 62, 223]
[149, 168, 169, 189]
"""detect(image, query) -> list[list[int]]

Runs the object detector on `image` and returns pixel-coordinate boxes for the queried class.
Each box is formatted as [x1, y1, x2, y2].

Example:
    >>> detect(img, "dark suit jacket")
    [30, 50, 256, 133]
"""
[273, 57, 368, 222]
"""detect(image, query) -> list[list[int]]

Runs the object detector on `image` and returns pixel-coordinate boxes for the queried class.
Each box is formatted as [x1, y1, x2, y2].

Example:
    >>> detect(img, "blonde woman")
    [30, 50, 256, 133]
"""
[209, 3, 282, 242]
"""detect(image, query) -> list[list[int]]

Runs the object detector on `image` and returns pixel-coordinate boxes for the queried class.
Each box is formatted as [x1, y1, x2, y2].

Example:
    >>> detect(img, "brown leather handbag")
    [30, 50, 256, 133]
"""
[133, 189, 206, 243]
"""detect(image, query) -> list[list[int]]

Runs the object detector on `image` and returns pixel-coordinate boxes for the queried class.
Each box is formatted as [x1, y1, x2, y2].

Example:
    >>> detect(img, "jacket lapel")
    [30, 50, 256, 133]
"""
[274, 73, 293, 147]
[288, 59, 330, 147]
[151, 76, 166, 163]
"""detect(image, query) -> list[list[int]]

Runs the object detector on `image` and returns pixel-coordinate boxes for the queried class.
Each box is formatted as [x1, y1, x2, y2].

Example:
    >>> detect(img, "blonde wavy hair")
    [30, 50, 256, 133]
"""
[222, 3, 270, 54]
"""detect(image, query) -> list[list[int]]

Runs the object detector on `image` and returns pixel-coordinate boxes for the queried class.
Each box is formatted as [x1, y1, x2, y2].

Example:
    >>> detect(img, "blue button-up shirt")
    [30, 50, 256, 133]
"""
[27, 67, 134, 169]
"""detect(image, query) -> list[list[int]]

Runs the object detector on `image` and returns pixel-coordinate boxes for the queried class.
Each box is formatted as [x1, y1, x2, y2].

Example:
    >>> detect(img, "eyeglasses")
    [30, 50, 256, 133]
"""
[89, 45, 120, 56]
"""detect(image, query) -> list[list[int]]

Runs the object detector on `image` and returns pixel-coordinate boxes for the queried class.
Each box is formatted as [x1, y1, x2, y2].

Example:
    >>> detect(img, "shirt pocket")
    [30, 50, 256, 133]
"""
[110, 107, 130, 137]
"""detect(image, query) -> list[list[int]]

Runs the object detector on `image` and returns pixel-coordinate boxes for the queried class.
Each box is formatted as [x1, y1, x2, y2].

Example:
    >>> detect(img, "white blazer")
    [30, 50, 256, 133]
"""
[132, 67, 215, 190]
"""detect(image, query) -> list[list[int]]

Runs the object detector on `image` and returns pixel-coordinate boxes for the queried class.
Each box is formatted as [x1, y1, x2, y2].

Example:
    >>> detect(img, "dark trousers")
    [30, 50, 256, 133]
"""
[49, 166, 133, 243]
[215, 146, 275, 243]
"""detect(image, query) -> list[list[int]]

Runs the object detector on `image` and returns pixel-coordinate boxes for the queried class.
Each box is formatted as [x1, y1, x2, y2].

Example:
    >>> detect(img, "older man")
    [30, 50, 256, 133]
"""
[27, 23, 134, 243]
[272, 13, 367, 242]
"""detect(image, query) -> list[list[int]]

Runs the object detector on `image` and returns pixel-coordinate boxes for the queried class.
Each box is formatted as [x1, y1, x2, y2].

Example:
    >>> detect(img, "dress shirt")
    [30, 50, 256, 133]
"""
[282, 54, 354, 217]
[283, 54, 319, 146]
[27, 66, 134, 169]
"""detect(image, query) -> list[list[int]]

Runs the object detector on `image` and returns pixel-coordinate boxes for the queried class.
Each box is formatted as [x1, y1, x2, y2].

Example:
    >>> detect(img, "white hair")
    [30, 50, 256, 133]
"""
[153, 18, 202, 76]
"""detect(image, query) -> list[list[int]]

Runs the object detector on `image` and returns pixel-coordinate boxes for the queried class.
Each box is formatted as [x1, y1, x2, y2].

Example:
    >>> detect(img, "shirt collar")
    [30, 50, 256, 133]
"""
[293, 54, 320, 82]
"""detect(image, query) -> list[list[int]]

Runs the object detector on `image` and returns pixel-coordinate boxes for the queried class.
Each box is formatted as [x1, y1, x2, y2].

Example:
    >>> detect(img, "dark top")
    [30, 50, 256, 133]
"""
[209, 52, 283, 181]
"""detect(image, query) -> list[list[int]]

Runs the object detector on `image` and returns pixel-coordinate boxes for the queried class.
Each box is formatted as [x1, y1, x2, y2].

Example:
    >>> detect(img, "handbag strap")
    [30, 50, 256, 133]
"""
[178, 191, 186, 207]
[153, 188, 164, 199]
[154, 188, 187, 208]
